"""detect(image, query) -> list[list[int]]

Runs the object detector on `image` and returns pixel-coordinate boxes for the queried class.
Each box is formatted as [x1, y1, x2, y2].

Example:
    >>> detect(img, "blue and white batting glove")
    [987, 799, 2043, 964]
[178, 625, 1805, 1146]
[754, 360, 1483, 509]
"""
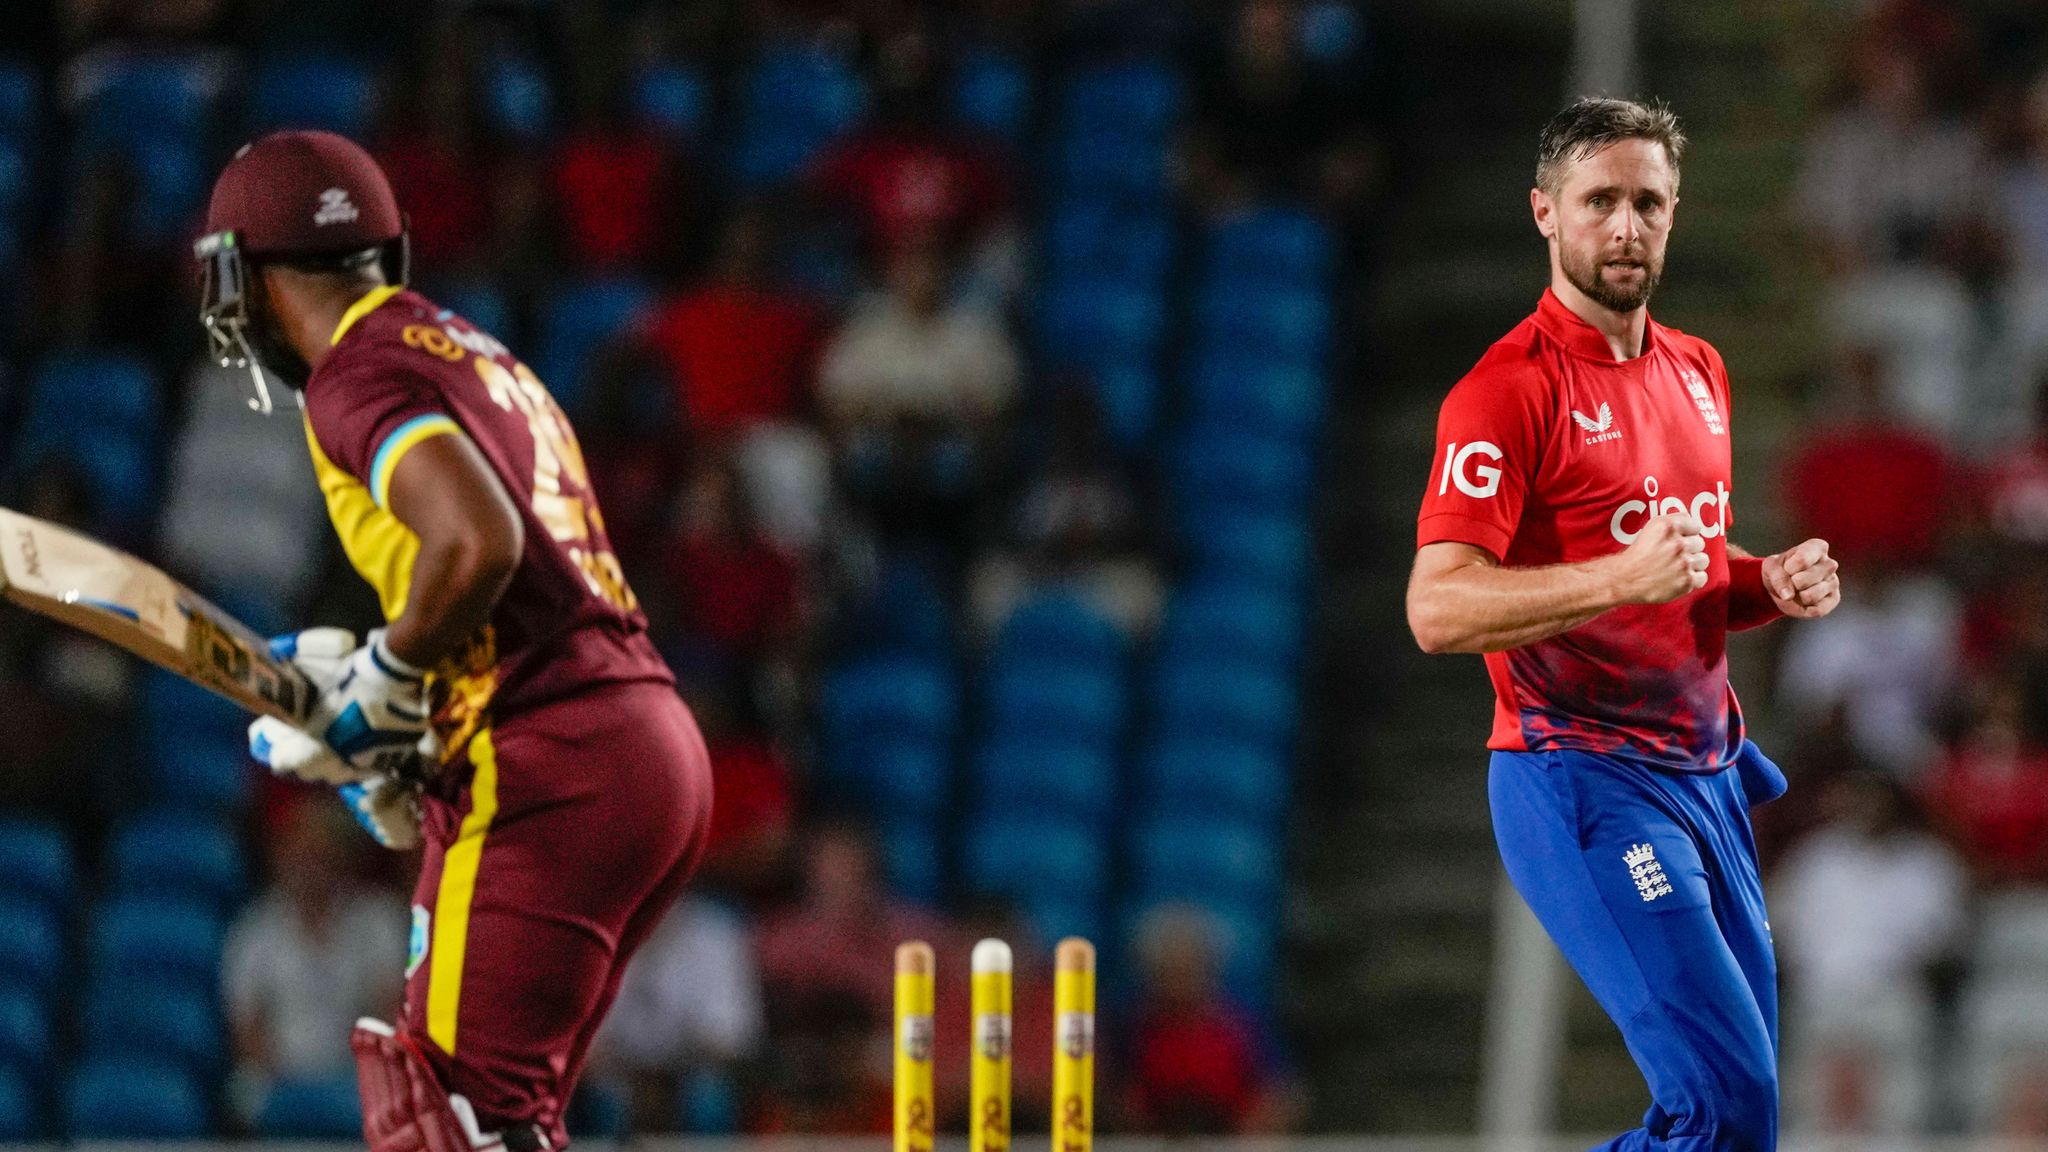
[338, 777, 423, 851]
[285, 627, 431, 779]
[249, 714, 377, 787]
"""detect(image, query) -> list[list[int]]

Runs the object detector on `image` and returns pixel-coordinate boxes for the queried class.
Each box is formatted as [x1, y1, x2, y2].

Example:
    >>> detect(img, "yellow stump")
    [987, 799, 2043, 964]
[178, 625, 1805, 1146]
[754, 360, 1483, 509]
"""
[1051, 938, 1095, 1152]
[971, 939, 1013, 1152]
[895, 941, 936, 1152]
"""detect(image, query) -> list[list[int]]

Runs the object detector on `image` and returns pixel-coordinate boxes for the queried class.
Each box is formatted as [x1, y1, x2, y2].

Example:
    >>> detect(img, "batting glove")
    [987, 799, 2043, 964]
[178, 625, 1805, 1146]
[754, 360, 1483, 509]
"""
[289, 627, 431, 779]
[249, 714, 377, 787]
[339, 777, 423, 851]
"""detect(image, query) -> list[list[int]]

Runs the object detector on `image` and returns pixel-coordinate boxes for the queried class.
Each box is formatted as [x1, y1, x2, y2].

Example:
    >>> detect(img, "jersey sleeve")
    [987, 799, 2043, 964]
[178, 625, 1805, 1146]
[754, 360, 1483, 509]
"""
[305, 360, 464, 508]
[1416, 361, 1547, 560]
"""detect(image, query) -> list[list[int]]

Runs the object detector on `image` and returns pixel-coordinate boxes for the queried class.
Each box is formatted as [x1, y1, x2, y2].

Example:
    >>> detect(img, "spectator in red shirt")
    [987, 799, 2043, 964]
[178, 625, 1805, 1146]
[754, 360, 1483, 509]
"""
[375, 52, 494, 272]
[1983, 377, 2048, 550]
[809, 22, 1013, 264]
[663, 447, 802, 671]
[549, 73, 691, 275]
[751, 820, 952, 1133]
[1783, 344, 1953, 572]
[1120, 905, 1301, 1135]
[1920, 674, 2048, 885]
[639, 204, 825, 437]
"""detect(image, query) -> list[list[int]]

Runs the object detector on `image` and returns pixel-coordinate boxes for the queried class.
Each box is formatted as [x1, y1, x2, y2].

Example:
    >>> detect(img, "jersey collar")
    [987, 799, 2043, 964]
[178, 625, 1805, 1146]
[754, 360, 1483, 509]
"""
[1533, 287, 1659, 363]
[331, 284, 404, 347]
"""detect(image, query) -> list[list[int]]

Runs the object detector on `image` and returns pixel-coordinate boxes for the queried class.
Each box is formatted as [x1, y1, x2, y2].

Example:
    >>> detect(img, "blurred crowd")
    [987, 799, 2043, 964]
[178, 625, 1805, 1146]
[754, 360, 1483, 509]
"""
[1767, 0, 2048, 1137]
[0, 0, 1370, 1138]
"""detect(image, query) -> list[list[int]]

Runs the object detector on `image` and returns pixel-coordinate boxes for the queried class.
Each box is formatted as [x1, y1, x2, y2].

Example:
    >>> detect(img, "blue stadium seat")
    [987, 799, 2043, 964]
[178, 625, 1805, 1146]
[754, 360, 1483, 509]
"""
[1205, 205, 1334, 288]
[259, 1074, 361, 1138]
[484, 52, 553, 140]
[1174, 430, 1314, 516]
[88, 898, 224, 993]
[109, 810, 245, 910]
[153, 728, 253, 812]
[839, 556, 953, 655]
[830, 740, 952, 822]
[248, 53, 375, 136]
[1044, 202, 1174, 287]
[1089, 358, 1163, 450]
[83, 984, 222, 1075]
[0, 817, 73, 909]
[1137, 740, 1290, 825]
[121, 134, 205, 243]
[142, 667, 252, 811]
[1188, 355, 1325, 442]
[1058, 60, 1181, 139]
[22, 350, 161, 442]
[78, 58, 213, 152]
[1197, 285, 1333, 365]
[965, 818, 1109, 905]
[1038, 277, 1167, 363]
[1186, 511, 1313, 588]
[973, 744, 1117, 822]
[984, 666, 1127, 749]
[0, 138, 28, 215]
[731, 43, 865, 188]
[991, 592, 1127, 669]
[819, 657, 960, 747]
[0, 1068, 32, 1140]
[64, 1058, 208, 1139]
[536, 278, 653, 416]
[433, 281, 513, 344]
[1021, 899, 1104, 950]
[1131, 816, 1283, 904]
[952, 48, 1030, 143]
[1158, 581, 1304, 670]
[1054, 131, 1169, 200]
[881, 824, 942, 906]
[0, 60, 38, 139]
[1150, 661, 1297, 751]
[635, 62, 709, 140]
[0, 988, 50, 1082]
[0, 898, 63, 995]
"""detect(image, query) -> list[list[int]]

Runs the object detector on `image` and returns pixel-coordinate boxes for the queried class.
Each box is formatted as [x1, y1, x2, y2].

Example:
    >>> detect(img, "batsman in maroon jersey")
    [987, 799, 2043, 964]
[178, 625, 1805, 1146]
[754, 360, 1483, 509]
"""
[196, 130, 711, 1150]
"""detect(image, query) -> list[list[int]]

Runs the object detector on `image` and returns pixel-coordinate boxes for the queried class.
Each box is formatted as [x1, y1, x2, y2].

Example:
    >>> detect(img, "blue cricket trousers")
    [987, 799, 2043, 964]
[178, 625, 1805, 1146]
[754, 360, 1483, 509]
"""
[1489, 740, 1787, 1152]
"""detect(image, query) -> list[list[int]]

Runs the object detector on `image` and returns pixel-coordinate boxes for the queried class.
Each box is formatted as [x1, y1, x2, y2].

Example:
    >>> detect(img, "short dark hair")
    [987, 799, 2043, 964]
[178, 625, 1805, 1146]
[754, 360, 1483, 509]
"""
[1536, 97, 1686, 195]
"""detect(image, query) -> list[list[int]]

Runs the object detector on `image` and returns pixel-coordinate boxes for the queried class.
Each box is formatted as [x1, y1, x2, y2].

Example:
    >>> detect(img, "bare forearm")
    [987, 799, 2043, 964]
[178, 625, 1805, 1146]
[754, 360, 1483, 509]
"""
[1410, 559, 1621, 654]
[384, 537, 515, 666]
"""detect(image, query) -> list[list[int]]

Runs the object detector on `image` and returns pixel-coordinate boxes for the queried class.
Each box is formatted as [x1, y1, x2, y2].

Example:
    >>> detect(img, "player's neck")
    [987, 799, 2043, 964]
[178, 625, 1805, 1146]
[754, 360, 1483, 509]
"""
[283, 283, 371, 373]
[1550, 275, 1649, 361]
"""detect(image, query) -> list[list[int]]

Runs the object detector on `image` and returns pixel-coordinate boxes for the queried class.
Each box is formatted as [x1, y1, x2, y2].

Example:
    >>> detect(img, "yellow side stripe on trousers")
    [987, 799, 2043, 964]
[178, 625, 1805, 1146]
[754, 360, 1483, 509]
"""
[428, 728, 500, 1054]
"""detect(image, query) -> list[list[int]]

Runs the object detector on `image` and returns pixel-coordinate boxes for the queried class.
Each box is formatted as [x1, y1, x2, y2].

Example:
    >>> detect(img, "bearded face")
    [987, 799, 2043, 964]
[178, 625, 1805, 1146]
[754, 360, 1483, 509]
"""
[1536, 137, 1677, 316]
[1558, 227, 1663, 313]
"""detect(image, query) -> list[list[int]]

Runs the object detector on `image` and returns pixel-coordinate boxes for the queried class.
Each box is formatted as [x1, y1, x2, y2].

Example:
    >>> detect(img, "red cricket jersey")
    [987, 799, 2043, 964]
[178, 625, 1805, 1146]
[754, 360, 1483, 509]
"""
[302, 287, 674, 759]
[1416, 289, 1744, 772]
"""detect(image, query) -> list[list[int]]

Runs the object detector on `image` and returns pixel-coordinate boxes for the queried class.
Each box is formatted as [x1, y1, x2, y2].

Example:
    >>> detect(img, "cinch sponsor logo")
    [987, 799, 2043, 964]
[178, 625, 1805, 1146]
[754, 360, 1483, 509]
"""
[1609, 475, 1730, 544]
[15, 527, 39, 580]
[1438, 440, 1504, 498]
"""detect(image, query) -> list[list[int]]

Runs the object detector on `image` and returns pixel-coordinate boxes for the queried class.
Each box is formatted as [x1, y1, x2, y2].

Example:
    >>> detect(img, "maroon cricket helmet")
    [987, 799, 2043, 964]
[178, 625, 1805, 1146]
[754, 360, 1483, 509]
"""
[194, 131, 410, 413]
[204, 130, 402, 257]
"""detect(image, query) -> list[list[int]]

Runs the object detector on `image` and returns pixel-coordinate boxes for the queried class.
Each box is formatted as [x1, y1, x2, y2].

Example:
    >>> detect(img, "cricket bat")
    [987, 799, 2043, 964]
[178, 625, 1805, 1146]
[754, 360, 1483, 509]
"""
[0, 506, 315, 722]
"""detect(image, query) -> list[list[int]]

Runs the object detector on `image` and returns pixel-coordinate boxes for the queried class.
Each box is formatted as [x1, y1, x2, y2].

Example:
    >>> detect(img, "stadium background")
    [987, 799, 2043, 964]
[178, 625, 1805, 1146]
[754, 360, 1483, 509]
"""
[0, 0, 2043, 1145]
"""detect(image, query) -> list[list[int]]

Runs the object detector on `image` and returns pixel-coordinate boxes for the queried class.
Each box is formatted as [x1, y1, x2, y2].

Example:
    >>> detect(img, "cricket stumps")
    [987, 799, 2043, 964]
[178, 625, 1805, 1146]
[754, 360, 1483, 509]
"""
[894, 936, 1096, 1152]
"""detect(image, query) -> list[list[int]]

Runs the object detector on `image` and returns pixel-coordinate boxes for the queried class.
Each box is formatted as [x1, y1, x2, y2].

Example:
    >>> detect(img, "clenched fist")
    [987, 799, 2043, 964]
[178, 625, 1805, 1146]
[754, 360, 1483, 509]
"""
[1611, 513, 1711, 605]
[1763, 538, 1841, 619]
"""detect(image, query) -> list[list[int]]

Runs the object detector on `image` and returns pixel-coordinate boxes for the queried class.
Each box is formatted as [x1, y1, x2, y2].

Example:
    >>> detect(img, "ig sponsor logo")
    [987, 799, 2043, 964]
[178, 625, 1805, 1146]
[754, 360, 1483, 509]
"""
[1437, 441, 1504, 499]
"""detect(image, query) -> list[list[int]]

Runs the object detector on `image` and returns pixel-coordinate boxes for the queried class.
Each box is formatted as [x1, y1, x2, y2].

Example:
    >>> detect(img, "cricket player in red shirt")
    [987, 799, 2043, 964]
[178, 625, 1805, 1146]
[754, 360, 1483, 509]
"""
[1407, 99, 1841, 1150]
[195, 131, 712, 1151]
